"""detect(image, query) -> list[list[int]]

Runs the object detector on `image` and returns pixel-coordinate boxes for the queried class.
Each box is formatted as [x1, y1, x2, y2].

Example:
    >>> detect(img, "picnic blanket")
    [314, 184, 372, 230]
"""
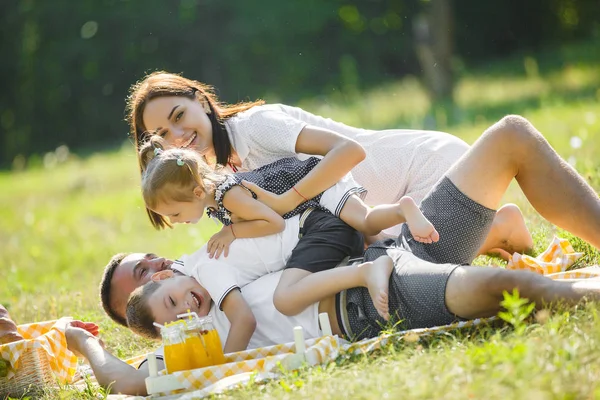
[165, 335, 339, 392]
[0, 318, 78, 383]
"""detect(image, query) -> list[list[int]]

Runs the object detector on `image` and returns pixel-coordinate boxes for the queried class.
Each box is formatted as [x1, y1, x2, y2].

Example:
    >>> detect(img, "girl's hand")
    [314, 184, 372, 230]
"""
[240, 180, 299, 216]
[207, 225, 236, 259]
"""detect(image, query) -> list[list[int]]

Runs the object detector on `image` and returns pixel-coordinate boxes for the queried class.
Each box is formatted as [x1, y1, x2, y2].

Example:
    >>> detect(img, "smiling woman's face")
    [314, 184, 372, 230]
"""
[142, 96, 215, 158]
[147, 274, 212, 326]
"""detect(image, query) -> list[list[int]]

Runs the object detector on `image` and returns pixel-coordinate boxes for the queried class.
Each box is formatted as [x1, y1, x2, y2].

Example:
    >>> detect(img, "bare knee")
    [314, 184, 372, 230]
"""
[273, 287, 298, 316]
[486, 115, 545, 153]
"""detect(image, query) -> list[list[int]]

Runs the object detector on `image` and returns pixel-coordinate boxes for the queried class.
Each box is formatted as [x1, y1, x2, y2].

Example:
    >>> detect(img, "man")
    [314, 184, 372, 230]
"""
[69, 246, 600, 396]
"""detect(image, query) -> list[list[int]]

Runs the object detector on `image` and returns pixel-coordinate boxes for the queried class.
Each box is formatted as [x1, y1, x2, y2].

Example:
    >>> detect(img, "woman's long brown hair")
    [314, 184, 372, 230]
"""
[126, 71, 264, 169]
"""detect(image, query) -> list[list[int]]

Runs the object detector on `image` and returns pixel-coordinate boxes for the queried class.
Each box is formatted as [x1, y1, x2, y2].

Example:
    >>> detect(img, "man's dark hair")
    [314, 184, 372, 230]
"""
[99, 253, 131, 327]
[126, 281, 162, 340]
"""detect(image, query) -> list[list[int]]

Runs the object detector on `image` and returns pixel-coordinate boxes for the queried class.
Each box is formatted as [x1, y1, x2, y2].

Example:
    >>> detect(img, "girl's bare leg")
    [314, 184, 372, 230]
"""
[446, 115, 600, 249]
[340, 196, 440, 242]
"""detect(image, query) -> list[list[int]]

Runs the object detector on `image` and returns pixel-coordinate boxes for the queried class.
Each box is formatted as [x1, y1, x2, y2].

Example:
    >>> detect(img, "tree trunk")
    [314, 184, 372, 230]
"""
[413, 0, 454, 103]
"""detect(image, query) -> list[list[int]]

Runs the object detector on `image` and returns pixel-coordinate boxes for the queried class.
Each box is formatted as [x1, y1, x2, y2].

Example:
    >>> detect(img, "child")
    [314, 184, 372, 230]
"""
[138, 136, 438, 351]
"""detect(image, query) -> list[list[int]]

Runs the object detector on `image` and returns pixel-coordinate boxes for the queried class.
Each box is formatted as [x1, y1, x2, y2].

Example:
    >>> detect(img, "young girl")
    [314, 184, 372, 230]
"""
[140, 136, 438, 252]
[138, 137, 438, 334]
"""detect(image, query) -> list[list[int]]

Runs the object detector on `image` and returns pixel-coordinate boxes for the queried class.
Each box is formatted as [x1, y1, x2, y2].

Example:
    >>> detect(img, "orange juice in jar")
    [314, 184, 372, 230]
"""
[182, 318, 212, 369]
[160, 321, 193, 373]
[200, 316, 226, 365]
[177, 312, 226, 367]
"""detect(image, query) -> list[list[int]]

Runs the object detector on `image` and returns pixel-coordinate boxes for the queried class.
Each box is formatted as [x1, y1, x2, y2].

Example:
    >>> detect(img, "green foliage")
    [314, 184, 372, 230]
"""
[498, 289, 536, 335]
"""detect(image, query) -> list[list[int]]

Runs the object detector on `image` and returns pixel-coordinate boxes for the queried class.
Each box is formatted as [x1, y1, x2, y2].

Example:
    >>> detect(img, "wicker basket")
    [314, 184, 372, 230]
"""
[0, 346, 55, 399]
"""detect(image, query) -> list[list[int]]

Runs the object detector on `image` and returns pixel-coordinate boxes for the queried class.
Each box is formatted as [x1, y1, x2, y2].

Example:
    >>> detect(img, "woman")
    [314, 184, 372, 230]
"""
[126, 71, 532, 257]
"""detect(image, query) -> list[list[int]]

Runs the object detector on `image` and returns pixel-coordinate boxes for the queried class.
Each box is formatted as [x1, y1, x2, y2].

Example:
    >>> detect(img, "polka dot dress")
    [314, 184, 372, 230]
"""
[206, 156, 330, 225]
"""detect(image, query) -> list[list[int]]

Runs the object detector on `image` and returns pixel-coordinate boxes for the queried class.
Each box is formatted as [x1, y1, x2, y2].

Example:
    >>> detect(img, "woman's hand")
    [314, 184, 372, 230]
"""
[241, 180, 300, 216]
[207, 225, 236, 259]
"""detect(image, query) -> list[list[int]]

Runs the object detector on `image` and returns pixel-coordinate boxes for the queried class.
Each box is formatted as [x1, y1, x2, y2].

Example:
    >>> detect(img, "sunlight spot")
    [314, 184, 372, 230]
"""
[81, 21, 98, 39]
[585, 112, 596, 125]
[43, 152, 57, 169]
[55, 145, 70, 163]
[24, 212, 35, 226]
[569, 136, 582, 149]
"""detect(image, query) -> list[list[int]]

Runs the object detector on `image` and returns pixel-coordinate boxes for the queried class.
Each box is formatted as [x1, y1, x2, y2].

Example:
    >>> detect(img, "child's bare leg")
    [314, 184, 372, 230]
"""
[273, 257, 394, 320]
[397, 196, 440, 243]
[358, 256, 394, 320]
[339, 196, 439, 242]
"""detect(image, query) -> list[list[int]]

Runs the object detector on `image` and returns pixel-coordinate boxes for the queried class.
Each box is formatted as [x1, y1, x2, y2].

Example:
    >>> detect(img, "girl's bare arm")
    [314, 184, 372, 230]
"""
[222, 185, 286, 238]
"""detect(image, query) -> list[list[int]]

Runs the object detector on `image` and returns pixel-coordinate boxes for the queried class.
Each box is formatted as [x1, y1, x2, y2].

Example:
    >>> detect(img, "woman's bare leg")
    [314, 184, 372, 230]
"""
[446, 115, 600, 249]
[477, 204, 533, 260]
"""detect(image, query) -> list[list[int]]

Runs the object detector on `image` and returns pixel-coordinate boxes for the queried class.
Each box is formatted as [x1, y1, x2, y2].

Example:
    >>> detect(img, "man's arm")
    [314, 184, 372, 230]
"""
[220, 289, 257, 353]
[66, 322, 160, 396]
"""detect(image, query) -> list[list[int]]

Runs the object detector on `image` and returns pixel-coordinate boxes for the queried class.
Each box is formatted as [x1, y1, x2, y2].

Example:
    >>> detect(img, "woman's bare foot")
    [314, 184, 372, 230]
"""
[398, 196, 440, 243]
[358, 256, 394, 320]
[478, 203, 533, 260]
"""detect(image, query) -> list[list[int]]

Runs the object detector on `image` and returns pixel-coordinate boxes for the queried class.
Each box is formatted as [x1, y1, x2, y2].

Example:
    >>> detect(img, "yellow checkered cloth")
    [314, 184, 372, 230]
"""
[0, 318, 78, 382]
[506, 236, 584, 274]
[164, 336, 338, 392]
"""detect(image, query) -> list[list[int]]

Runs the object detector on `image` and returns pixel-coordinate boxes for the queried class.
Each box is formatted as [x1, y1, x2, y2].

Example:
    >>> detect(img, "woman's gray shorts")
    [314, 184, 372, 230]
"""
[400, 176, 497, 265]
[337, 176, 497, 341]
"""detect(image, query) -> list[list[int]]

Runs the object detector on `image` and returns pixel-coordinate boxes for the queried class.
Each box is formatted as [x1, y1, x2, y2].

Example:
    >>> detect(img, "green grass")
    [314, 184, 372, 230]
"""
[3, 38, 600, 398]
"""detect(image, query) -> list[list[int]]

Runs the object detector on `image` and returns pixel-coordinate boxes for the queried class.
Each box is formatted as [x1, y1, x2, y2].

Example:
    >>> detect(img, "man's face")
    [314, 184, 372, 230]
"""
[110, 253, 173, 320]
[148, 273, 212, 325]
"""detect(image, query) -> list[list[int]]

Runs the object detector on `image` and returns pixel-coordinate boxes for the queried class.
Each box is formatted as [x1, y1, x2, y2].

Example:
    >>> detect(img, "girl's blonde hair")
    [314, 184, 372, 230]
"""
[139, 136, 225, 229]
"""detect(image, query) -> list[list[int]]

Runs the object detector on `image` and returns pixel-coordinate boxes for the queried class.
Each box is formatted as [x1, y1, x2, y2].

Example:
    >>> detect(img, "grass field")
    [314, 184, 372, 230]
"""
[2, 38, 600, 398]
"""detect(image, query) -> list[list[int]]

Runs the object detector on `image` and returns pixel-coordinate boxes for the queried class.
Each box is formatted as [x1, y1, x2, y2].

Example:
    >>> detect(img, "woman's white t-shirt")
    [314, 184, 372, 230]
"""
[225, 104, 470, 233]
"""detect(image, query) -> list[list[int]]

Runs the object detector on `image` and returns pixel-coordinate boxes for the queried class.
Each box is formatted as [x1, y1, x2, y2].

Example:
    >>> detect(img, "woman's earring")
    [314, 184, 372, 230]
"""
[203, 101, 212, 115]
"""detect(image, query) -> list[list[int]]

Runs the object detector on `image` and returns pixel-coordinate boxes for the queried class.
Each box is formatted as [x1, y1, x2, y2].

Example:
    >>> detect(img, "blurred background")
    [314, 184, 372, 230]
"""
[2, 0, 599, 168]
